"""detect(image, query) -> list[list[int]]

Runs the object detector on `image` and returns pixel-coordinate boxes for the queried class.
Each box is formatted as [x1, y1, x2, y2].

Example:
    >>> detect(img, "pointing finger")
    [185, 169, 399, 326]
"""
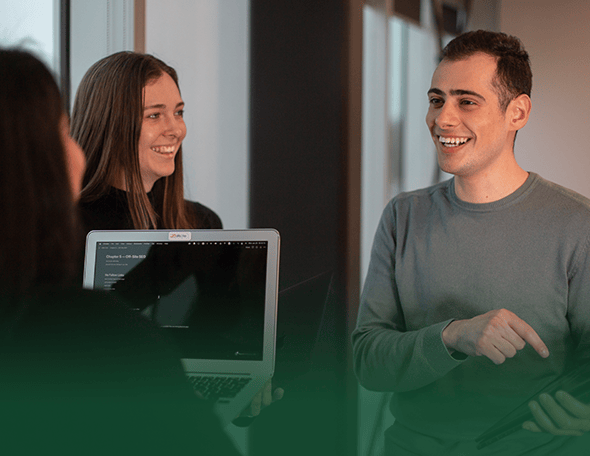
[508, 316, 549, 358]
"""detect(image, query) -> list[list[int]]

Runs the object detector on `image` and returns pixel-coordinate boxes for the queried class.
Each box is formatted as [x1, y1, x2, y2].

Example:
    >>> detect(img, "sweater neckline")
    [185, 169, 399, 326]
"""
[448, 172, 538, 212]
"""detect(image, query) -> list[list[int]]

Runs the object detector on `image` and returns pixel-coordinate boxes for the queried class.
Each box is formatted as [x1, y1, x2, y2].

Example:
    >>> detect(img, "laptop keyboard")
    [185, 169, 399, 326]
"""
[188, 375, 252, 400]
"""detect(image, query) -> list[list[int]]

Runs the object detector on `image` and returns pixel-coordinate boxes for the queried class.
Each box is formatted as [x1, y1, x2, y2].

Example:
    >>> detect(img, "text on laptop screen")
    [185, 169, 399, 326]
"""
[93, 240, 268, 361]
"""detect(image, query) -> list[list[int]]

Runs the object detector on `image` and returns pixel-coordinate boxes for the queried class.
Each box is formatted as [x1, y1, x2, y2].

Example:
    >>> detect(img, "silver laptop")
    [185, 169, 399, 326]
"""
[83, 229, 280, 427]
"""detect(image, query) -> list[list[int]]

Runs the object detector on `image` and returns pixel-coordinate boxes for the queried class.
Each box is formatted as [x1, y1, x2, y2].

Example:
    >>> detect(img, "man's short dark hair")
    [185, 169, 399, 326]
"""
[442, 30, 532, 111]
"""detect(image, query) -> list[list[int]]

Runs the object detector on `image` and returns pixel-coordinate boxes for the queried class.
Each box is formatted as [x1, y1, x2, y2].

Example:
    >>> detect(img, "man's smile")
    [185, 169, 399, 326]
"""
[438, 136, 471, 148]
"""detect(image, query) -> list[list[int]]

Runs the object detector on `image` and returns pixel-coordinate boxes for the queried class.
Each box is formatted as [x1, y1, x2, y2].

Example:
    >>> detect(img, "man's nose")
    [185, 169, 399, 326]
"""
[435, 103, 459, 129]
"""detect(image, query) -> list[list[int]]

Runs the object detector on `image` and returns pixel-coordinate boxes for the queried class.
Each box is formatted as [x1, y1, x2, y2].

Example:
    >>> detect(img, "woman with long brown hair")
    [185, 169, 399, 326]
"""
[71, 51, 222, 233]
[71, 51, 282, 421]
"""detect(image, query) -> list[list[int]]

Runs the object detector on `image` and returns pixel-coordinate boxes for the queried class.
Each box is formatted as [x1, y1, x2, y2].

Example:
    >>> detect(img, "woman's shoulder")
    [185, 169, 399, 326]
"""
[186, 200, 223, 229]
[79, 187, 133, 232]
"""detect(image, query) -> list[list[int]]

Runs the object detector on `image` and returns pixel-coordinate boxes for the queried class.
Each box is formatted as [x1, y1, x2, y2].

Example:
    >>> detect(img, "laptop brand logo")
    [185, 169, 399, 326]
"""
[168, 232, 192, 241]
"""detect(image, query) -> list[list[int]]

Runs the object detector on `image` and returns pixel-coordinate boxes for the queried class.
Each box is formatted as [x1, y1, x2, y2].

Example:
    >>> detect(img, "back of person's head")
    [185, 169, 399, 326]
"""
[72, 51, 191, 229]
[442, 30, 532, 111]
[0, 49, 79, 295]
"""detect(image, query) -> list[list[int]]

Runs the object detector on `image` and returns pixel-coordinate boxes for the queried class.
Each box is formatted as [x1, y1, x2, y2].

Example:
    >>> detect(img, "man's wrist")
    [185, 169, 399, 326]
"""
[442, 320, 456, 352]
[441, 320, 469, 360]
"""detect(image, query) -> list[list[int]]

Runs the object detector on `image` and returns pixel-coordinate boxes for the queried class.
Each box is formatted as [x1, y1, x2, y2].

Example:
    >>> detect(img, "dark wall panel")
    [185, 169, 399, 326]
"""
[249, 1, 358, 455]
[249, 2, 344, 290]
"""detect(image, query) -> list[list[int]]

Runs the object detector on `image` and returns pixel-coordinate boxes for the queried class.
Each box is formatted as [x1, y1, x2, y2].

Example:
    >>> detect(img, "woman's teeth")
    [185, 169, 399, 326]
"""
[151, 146, 175, 153]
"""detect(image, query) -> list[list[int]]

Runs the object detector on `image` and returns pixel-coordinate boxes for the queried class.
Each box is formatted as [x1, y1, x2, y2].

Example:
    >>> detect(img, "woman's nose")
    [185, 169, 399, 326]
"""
[164, 116, 183, 137]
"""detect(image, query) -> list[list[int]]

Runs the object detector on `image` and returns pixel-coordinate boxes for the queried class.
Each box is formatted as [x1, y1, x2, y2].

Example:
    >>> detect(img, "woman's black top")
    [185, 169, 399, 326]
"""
[79, 186, 223, 235]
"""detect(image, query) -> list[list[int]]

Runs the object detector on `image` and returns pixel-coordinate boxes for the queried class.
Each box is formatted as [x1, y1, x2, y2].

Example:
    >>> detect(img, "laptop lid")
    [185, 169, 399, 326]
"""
[83, 229, 280, 379]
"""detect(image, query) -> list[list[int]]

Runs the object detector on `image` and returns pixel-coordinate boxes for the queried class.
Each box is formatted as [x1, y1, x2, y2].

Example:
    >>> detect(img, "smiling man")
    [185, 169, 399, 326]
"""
[426, 51, 530, 204]
[352, 30, 590, 455]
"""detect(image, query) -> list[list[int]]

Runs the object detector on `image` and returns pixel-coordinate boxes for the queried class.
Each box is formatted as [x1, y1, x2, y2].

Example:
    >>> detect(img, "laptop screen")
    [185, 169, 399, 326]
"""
[92, 239, 268, 361]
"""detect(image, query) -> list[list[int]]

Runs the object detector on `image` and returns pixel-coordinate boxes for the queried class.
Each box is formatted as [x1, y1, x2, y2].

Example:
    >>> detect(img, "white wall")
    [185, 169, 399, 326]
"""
[0, 0, 57, 71]
[361, 0, 441, 288]
[70, 0, 134, 109]
[146, 0, 250, 229]
[500, 0, 590, 197]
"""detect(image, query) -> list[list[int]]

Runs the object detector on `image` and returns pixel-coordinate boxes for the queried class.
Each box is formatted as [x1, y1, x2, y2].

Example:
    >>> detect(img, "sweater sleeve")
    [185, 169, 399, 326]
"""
[566, 229, 590, 365]
[352, 202, 464, 393]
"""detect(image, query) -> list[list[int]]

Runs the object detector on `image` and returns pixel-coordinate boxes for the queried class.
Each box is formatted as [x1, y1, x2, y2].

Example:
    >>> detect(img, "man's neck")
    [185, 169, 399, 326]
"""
[454, 166, 529, 204]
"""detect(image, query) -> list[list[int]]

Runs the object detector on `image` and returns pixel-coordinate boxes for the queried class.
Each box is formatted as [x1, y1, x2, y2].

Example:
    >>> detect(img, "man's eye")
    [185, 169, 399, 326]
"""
[429, 98, 443, 106]
[176, 109, 185, 117]
[461, 100, 476, 106]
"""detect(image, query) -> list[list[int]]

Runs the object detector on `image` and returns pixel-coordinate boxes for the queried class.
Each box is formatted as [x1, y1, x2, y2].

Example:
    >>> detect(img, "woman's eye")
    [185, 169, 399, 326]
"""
[176, 109, 185, 117]
[147, 112, 160, 119]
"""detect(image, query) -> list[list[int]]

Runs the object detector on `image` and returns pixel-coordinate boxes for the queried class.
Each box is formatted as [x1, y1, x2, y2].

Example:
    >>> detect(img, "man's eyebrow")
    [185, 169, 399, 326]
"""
[144, 101, 185, 110]
[450, 89, 485, 101]
[427, 87, 486, 101]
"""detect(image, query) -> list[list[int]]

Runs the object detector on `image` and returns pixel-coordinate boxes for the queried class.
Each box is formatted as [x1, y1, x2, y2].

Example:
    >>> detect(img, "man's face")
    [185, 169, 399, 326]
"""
[425, 52, 517, 180]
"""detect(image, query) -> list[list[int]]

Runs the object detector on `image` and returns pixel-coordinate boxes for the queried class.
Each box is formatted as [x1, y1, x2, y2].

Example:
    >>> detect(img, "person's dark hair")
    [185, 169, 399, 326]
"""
[71, 51, 197, 229]
[0, 49, 80, 295]
[442, 30, 532, 111]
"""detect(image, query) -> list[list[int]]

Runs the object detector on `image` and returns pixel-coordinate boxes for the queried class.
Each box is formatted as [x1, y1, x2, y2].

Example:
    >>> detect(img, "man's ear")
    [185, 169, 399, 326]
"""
[508, 93, 532, 131]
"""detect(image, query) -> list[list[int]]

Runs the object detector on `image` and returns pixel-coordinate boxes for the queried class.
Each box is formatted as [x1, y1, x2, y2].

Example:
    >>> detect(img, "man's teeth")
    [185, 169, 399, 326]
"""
[439, 136, 469, 147]
[151, 146, 175, 153]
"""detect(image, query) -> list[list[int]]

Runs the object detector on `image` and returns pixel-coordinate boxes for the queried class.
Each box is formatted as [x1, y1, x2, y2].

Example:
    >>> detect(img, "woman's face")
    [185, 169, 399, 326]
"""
[60, 114, 86, 199]
[137, 72, 187, 192]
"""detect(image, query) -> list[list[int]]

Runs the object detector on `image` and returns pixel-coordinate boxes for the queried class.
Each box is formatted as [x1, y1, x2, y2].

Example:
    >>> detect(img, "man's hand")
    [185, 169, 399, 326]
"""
[523, 391, 590, 436]
[238, 380, 284, 418]
[442, 309, 549, 364]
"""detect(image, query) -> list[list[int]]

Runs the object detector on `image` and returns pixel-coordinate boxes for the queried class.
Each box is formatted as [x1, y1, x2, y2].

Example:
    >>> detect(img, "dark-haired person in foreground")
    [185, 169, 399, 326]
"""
[353, 30, 590, 455]
[0, 48, 241, 455]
